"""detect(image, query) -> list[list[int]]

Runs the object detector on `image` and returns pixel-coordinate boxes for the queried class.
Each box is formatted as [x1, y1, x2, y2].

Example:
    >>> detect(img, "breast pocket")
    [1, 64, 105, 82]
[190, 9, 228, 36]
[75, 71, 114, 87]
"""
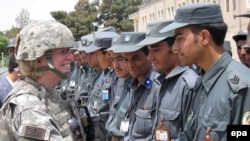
[133, 109, 154, 136]
[200, 114, 227, 141]
[160, 108, 181, 138]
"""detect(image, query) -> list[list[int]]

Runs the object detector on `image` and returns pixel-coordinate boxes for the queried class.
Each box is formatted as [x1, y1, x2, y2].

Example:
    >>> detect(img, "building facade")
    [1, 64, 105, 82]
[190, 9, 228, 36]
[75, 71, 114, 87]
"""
[129, 0, 250, 61]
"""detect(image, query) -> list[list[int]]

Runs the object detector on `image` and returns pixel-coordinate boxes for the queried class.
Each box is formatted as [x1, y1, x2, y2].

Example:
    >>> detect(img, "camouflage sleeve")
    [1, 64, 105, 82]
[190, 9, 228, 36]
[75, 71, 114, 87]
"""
[8, 94, 74, 141]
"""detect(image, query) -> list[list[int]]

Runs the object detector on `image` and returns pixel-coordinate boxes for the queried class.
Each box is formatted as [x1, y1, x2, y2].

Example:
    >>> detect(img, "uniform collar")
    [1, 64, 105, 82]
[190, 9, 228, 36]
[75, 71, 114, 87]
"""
[197, 53, 231, 93]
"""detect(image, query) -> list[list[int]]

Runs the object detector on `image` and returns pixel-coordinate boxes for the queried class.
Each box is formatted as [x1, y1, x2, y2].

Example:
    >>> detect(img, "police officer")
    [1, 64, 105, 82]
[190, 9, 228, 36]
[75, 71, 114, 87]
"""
[74, 33, 94, 103]
[160, 3, 250, 141]
[6, 37, 16, 57]
[105, 33, 135, 141]
[242, 35, 250, 67]
[136, 20, 198, 140]
[112, 32, 161, 141]
[232, 30, 248, 66]
[0, 21, 85, 141]
[84, 31, 119, 141]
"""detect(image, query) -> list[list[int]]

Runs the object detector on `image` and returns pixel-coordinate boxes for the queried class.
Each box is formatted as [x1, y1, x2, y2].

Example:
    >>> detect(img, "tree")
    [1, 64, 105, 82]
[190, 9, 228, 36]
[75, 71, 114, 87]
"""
[0, 35, 8, 55]
[99, 0, 142, 32]
[4, 27, 21, 39]
[51, 0, 98, 40]
[15, 9, 32, 28]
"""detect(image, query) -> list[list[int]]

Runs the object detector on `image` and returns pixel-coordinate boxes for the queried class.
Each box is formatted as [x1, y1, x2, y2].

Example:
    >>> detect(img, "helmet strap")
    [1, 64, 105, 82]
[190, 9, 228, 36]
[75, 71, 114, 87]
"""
[45, 51, 70, 80]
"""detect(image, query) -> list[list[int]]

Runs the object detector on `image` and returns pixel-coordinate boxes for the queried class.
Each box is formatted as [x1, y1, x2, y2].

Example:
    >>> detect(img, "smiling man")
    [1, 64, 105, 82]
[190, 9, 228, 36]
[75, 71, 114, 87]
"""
[112, 32, 160, 141]
[136, 20, 198, 140]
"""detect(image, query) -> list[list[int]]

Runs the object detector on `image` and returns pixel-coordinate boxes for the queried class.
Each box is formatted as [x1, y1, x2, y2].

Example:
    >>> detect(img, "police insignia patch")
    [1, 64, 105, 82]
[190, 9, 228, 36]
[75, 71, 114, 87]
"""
[125, 35, 130, 41]
[242, 111, 250, 125]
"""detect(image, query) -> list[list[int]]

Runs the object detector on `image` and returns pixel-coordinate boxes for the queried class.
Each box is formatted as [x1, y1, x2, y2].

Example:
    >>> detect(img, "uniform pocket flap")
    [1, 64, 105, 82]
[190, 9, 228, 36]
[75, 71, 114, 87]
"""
[135, 109, 152, 119]
[161, 108, 180, 120]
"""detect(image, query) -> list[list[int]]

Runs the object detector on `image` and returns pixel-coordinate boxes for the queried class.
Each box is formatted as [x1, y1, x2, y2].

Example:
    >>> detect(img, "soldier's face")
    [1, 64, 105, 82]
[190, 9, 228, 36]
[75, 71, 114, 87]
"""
[122, 50, 151, 79]
[147, 41, 175, 73]
[174, 27, 204, 66]
[110, 52, 130, 78]
[51, 48, 73, 74]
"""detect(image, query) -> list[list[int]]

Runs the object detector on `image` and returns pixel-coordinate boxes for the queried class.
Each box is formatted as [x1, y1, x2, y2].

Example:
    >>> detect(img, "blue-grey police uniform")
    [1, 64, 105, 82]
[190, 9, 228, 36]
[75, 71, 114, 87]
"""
[74, 64, 91, 102]
[155, 65, 198, 139]
[124, 68, 160, 141]
[177, 53, 250, 141]
[106, 77, 133, 140]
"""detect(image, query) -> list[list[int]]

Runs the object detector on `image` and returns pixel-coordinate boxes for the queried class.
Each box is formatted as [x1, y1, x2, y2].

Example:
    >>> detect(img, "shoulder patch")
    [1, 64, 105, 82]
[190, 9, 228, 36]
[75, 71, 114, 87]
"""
[18, 124, 51, 140]
[227, 71, 248, 93]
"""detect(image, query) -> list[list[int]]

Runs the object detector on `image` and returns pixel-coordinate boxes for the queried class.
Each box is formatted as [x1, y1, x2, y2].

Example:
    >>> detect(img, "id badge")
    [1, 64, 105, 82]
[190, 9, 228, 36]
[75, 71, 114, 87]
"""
[155, 117, 170, 141]
[102, 90, 109, 100]
[155, 129, 169, 141]
[93, 101, 98, 110]
[120, 119, 129, 133]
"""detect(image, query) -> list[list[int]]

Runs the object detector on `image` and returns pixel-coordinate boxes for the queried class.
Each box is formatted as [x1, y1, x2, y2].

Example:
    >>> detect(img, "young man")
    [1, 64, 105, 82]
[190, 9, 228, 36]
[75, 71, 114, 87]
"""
[136, 20, 198, 140]
[105, 33, 133, 141]
[0, 55, 20, 107]
[84, 31, 119, 141]
[112, 32, 161, 141]
[242, 35, 250, 67]
[0, 21, 85, 141]
[160, 3, 250, 141]
[232, 30, 248, 66]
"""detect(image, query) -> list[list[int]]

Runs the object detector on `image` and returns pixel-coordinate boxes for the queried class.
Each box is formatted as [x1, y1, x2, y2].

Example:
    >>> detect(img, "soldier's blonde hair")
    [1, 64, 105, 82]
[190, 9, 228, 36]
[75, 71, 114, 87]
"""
[18, 60, 44, 80]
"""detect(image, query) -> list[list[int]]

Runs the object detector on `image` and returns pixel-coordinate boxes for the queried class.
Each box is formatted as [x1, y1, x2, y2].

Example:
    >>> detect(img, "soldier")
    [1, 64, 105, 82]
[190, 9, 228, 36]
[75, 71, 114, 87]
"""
[84, 31, 119, 141]
[160, 3, 250, 141]
[0, 21, 85, 141]
[136, 20, 198, 140]
[232, 30, 248, 66]
[112, 32, 161, 141]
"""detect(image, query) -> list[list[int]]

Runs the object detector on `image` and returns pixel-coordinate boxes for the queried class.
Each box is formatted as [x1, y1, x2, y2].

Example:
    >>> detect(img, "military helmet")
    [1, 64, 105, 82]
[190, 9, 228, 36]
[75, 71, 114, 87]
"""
[16, 20, 74, 61]
[6, 37, 16, 48]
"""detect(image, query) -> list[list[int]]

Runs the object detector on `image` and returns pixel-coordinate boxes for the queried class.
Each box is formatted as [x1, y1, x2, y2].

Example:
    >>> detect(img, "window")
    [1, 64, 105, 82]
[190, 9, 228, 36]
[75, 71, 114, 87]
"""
[232, 0, 236, 11]
[226, 0, 229, 12]
[168, 8, 171, 19]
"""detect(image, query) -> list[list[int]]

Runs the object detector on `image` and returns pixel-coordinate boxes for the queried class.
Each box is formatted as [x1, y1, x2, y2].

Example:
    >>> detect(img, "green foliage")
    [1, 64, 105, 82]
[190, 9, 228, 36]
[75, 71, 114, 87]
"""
[4, 28, 21, 38]
[50, 0, 142, 39]
[99, 0, 142, 32]
[51, 0, 98, 40]
[0, 35, 8, 55]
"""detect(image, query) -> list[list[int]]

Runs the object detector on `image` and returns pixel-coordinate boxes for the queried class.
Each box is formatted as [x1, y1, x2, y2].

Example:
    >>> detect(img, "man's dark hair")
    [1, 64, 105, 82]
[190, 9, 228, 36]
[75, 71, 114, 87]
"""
[189, 23, 228, 46]
[163, 37, 175, 47]
[140, 46, 149, 56]
[8, 55, 19, 73]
